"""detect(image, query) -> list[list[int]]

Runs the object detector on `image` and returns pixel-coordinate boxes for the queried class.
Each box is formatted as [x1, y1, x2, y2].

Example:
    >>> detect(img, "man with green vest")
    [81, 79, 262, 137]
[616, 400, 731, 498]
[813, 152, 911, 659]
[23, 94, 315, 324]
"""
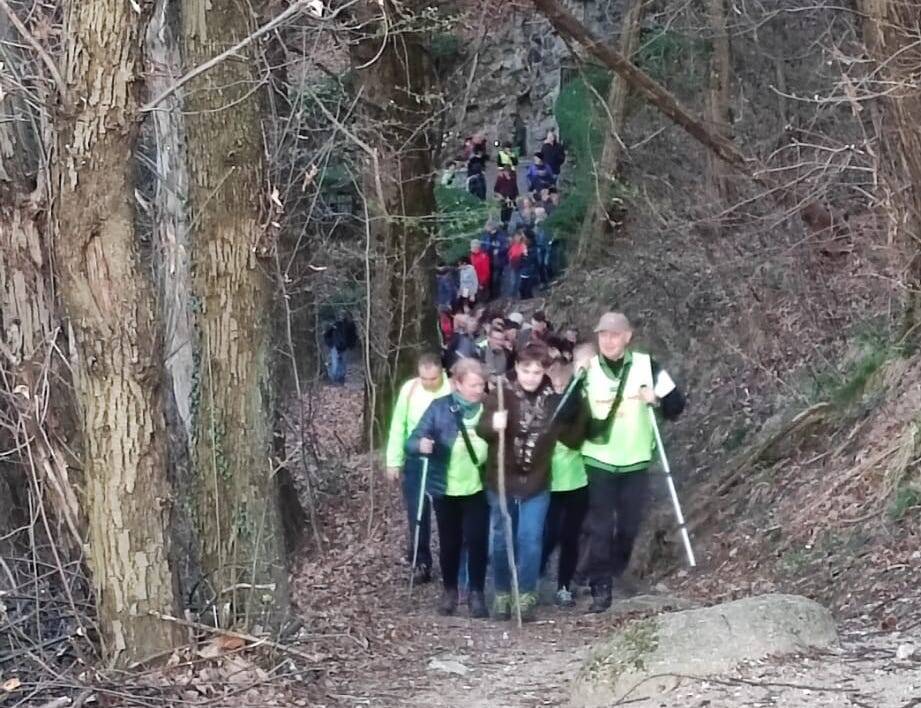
[581, 312, 685, 613]
[386, 353, 452, 583]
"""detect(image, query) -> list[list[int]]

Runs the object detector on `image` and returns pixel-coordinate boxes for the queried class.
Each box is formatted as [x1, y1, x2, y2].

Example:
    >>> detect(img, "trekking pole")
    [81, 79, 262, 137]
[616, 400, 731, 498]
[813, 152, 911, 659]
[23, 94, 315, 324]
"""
[496, 384, 523, 628]
[647, 406, 696, 567]
[548, 366, 587, 426]
[408, 455, 430, 598]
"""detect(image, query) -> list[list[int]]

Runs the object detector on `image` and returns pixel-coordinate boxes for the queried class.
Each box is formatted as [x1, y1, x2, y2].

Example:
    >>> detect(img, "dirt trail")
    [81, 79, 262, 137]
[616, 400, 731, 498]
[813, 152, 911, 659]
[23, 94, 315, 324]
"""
[292, 385, 921, 708]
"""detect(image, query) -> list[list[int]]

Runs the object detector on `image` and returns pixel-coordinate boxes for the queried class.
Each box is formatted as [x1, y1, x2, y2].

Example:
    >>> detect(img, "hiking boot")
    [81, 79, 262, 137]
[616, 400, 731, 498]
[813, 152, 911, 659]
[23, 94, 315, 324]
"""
[412, 564, 432, 585]
[437, 588, 458, 616]
[492, 593, 512, 620]
[468, 591, 489, 619]
[517, 592, 539, 622]
[587, 584, 612, 614]
[555, 587, 576, 608]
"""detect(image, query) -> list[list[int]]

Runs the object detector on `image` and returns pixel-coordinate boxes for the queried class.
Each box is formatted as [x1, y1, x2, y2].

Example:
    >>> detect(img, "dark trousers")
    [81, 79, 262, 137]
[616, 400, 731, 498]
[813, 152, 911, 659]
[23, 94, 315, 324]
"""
[541, 486, 590, 590]
[433, 491, 489, 592]
[585, 467, 650, 587]
[519, 275, 534, 299]
[401, 466, 431, 568]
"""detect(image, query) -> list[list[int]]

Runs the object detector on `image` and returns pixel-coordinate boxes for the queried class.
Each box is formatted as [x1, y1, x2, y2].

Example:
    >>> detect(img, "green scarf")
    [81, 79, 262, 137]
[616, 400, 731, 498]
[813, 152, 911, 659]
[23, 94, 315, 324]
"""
[452, 393, 482, 420]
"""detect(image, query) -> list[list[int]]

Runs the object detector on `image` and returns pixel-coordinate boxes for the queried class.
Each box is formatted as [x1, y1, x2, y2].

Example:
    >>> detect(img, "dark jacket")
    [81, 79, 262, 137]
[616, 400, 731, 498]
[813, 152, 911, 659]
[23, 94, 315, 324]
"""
[541, 141, 566, 175]
[494, 172, 519, 202]
[435, 267, 457, 309]
[444, 332, 478, 370]
[324, 318, 357, 352]
[476, 377, 580, 500]
[406, 395, 482, 497]
[483, 229, 509, 267]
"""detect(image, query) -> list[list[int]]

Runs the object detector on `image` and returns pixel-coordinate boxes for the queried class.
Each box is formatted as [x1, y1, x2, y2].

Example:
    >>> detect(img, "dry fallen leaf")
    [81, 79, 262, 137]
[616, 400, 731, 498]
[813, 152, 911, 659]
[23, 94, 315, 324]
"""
[1, 678, 21, 692]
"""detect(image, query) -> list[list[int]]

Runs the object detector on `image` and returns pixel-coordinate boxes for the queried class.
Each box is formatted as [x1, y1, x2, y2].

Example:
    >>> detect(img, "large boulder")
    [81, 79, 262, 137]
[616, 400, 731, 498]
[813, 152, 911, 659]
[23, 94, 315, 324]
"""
[570, 594, 839, 707]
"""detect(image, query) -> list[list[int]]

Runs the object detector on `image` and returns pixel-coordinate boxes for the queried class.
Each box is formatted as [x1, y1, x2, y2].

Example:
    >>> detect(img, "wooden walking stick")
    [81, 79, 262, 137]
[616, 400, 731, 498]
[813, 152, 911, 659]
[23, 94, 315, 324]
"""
[496, 383, 523, 628]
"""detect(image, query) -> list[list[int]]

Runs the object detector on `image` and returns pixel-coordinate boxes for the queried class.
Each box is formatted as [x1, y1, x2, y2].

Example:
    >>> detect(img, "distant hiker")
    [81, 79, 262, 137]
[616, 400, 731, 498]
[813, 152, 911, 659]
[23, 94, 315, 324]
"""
[482, 222, 509, 298]
[406, 358, 490, 618]
[477, 343, 579, 621]
[526, 153, 555, 195]
[580, 313, 685, 613]
[482, 324, 511, 380]
[506, 231, 527, 298]
[323, 311, 357, 385]
[470, 240, 491, 302]
[541, 129, 566, 178]
[444, 313, 478, 370]
[437, 305, 454, 349]
[457, 256, 479, 306]
[435, 261, 457, 310]
[518, 237, 538, 300]
[466, 135, 489, 200]
[497, 140, 519, 170]
[541, 354, 592, 607]
[533, 206, 553, 285]
[386, 354, 453, 584]
[516, 310, 550, 350]
[508, 197, 536, 239]
[494, 166, 519, 225]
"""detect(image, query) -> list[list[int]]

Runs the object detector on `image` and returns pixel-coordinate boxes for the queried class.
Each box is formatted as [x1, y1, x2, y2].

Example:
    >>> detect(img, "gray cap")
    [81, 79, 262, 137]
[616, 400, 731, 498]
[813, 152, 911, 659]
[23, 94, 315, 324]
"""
[508, 312, 524, 325]
[593, 312, 632, 333]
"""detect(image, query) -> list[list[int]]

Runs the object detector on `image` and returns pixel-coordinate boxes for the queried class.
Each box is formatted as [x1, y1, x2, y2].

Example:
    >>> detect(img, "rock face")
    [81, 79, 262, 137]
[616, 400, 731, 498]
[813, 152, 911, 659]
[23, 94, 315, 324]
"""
[570, 594, 839, 707]
[448, 0, 621, 155]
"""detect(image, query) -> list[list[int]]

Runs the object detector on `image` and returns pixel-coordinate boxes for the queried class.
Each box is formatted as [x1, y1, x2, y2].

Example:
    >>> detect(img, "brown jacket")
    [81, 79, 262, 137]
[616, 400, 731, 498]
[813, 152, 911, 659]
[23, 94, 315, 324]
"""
[476, 377, 579, 499]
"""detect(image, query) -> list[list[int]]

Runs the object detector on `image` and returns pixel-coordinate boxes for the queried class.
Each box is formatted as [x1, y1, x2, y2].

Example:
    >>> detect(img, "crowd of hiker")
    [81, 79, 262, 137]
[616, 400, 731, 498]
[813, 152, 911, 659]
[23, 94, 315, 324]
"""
[436, 128, 566, 308]
[386, 309, 686, 621]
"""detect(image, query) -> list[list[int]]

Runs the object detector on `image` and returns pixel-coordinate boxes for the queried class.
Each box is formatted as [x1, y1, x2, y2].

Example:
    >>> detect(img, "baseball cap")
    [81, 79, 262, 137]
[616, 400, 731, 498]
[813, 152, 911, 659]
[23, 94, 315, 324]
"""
[593, 312, 632, 333]
[508, 312, 524, 325]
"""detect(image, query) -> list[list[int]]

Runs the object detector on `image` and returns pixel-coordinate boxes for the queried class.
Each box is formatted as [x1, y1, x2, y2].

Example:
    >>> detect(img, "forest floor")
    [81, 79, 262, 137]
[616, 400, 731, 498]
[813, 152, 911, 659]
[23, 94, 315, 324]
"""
[279, 381, 921, 708]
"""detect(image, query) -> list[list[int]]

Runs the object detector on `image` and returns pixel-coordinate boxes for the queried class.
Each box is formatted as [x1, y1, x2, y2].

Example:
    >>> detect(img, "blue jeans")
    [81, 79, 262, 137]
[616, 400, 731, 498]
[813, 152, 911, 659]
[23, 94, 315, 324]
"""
[401, 465, 431, 568]
[504, 266, 521, 298]
[487, 490, 550, 594]
[328, 346, 346, 384]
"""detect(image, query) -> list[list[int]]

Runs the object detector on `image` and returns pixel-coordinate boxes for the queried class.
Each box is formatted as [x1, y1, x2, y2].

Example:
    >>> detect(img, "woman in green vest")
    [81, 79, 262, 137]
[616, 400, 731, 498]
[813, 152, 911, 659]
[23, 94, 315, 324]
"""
[406, 358, 490, 618]
[581, 313, 685, 613]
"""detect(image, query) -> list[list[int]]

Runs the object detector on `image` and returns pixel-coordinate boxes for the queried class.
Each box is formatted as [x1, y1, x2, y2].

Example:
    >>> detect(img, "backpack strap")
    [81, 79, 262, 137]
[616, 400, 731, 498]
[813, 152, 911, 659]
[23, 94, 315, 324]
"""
[450, 404, 481, 468]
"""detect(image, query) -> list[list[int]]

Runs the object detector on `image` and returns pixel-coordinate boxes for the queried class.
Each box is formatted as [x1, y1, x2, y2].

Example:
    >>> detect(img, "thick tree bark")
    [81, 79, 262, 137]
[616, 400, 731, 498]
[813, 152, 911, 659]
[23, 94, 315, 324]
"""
[52, 0, 182, 663]
[0, 0, 82, 551]
[531, 0, 755, 179]
[575, 0, 645, 266]
[182, 0, 289, 625]
[349, 0, 438, 433]
[705, 0, 733, 203]
[859, 1, 921, 330]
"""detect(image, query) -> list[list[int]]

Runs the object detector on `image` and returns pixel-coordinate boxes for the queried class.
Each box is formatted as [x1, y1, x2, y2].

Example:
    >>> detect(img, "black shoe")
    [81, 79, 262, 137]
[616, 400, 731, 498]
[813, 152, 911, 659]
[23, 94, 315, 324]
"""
[412, 564, 432, 585]
[587, 584, 612, 614]
[468, 591, 488, 619]
[437, 589, 458, 616]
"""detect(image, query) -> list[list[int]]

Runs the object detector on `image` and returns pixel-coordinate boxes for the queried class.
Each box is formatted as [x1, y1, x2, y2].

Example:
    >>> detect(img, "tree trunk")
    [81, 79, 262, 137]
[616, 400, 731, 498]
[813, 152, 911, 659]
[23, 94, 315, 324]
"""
[348, 0, 438, 435]
[182, 0, 289, 626]
[705, 0, 733, 204]
[146, 0, 201, 597]
[575, 0, 644, 266]
[0, 0, 82, 552]
[858, 0, 921, 330]
[52, 0, 182, 664]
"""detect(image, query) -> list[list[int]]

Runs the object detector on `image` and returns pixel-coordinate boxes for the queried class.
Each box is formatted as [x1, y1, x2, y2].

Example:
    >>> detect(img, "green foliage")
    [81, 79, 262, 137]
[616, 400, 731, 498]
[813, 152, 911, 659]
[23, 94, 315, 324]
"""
[434, 184, 491, 263]
[807, 324, 898, 405]
[548, 67, 612, 247]
[429, 31, 463, 61]
[636, 28, 709, 86]
[889, 484, 921, 521]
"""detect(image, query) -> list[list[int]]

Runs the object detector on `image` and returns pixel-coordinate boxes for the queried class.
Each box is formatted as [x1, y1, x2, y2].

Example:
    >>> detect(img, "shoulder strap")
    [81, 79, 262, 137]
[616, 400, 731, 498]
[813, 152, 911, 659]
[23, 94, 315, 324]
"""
[451, 404, 481, 468]
[588, 357, 632, 445]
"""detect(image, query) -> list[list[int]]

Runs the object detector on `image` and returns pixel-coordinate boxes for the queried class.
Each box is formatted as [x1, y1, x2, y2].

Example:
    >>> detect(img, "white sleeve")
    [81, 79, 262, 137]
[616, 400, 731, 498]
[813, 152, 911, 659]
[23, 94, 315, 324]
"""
[654, 368, 677, 399]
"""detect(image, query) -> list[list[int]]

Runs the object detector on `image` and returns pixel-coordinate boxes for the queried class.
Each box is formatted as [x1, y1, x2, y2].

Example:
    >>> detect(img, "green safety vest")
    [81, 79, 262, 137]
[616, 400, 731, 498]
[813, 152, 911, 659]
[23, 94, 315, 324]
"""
[445, 408, 487, 496]
[550, 442, 587, 492]
[385, 375, 452, 469]
[498, 149, 516, 168]
[580, 351, 656, 473]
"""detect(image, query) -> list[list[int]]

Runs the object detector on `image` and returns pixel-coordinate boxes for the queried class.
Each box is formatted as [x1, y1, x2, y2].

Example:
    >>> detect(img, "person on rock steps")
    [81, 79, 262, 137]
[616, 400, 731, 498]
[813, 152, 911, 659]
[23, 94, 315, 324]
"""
[580, 312, 685, 613]
[406, 358, 491, 619]
[385, 354, 453, 585]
